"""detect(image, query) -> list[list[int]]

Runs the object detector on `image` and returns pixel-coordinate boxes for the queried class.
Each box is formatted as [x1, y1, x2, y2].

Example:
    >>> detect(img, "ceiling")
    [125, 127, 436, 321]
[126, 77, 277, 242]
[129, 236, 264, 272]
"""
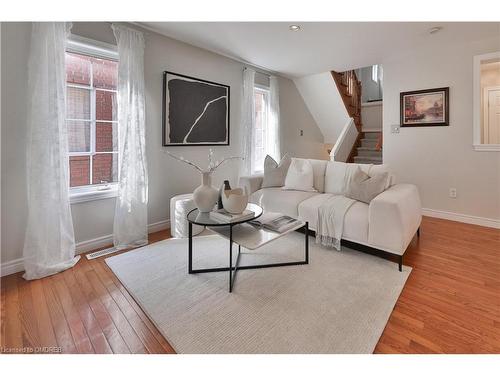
[139, 22, 500, 78]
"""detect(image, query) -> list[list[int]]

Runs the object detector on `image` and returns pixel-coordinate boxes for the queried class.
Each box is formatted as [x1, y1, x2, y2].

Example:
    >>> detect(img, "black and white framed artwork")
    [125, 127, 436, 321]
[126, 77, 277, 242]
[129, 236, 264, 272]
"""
[162, 71, 230, 146]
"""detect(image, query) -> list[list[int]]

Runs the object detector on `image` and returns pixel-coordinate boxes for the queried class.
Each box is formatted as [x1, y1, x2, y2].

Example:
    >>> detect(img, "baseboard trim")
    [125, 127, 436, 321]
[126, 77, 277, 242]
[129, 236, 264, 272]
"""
[0, 258, 25, 277]
[0, 219, 170, 277]
[422, 208, 500, 229]
[147, 219, 170, 234]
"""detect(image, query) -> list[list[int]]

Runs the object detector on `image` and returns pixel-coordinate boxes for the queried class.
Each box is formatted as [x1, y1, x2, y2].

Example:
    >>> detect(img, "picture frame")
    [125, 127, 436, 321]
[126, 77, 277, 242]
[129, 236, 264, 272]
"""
[162, 71, 230, 146]
[400, 87, 449, 127]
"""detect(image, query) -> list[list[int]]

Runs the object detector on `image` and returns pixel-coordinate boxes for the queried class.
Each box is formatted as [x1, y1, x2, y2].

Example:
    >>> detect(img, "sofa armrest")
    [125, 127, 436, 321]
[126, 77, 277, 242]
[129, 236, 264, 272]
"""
[239, 174, 264, 195]
[368, 184, 422, 255]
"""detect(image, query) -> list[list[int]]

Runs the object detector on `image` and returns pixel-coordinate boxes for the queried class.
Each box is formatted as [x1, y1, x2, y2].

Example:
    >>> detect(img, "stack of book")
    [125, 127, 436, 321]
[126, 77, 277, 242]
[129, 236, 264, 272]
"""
[209, 209, 255, 223]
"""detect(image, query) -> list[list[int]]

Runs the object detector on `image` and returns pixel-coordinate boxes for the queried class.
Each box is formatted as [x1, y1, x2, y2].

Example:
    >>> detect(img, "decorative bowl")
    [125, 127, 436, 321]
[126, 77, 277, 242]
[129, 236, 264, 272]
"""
[221, 188, 248, 214]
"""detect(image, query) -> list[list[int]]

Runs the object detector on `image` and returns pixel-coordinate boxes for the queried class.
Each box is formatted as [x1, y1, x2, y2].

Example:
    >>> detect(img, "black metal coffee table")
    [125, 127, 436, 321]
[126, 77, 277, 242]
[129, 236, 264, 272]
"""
[187, 203, 309, 292]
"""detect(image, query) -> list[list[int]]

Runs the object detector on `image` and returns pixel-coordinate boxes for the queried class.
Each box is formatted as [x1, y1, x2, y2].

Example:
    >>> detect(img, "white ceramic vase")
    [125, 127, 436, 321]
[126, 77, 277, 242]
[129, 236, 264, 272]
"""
[193, 172, 218, 213]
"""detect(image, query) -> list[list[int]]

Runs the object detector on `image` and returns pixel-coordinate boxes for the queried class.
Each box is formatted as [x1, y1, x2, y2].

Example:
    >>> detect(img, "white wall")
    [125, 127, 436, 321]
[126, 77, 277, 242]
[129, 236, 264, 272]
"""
[1, 22, 323, 266]
[358, 66, 383, 103]
[383, 35, 500, 223]
[279, 77, 328, 160]
[361, 102, 383, 131]
[294, 72, 350, 144]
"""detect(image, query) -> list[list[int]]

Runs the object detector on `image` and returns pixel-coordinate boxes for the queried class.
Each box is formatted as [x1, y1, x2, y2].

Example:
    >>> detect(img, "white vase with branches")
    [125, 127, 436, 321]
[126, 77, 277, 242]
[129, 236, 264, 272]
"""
[166, 149, 243, 213]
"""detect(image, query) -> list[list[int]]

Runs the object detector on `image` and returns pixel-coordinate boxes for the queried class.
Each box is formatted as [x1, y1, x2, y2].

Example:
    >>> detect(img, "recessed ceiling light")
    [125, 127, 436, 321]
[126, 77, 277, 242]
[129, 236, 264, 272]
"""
[429, 26, 443, 34]
[289, 25, 301, 32]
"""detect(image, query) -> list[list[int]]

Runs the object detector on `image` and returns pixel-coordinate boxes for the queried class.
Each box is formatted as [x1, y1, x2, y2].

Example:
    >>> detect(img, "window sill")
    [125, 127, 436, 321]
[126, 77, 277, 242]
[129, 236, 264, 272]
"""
[473, 144, 500, 152]
[70, 185, 118, 204]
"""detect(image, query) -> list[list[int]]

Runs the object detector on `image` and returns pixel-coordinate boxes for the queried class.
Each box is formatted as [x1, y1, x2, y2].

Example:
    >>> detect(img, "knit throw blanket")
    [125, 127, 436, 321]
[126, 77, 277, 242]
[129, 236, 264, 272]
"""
[316, 195, 356, 251]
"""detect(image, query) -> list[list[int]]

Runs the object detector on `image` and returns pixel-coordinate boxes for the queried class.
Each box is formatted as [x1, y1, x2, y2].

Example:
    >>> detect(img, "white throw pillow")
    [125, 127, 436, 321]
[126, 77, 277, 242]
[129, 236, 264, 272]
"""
[261, 154, 291, 188]
[345, 166, 390, 204]
[283, 158, 316, 192]
[307, 159, 328, 193]
[290, 158, 327, 192]
[325, 161, 373, 195]
[324, 161, 355, 195]
[368, 164, 395, 188]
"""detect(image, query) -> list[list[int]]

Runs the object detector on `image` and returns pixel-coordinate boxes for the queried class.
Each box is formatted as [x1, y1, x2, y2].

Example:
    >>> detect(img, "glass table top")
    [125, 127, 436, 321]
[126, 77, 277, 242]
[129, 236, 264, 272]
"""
[187, 203, 263, 226]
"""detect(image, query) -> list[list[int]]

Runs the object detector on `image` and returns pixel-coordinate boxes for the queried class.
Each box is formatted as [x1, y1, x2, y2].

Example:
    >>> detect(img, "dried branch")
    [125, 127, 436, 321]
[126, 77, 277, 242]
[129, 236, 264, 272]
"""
[165, 150, 204, 173]
[165, 149, 243, 174]
[209, 156, 244, 172]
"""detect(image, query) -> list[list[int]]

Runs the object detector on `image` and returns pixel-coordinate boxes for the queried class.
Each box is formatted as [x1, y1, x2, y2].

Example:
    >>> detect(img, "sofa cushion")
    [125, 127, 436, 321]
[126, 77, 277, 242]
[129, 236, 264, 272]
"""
[343, 201, 370, 244]
[345, 167, 390, 204]
[369, 164, 395, 188]
[307, 159, 327, 193]
[324, 161, 371, 195]
[297, 194, 369, 244]
[261, 154, 291, 188]
[297, 194, 332, 229]
[287, 158, 327, 192]
[249, 188, 319, 218]
[283, 158, 316, 192]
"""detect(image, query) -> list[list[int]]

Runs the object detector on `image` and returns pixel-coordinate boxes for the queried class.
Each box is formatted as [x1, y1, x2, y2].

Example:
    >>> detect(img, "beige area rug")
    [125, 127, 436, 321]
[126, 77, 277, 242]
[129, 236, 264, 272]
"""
[106, 232, 411, 353]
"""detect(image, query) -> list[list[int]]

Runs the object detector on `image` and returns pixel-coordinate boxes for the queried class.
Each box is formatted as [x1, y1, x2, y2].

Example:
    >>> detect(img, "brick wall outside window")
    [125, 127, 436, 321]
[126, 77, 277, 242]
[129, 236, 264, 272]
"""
[69, 156, 90, 186]
[66, 52, 118, 188]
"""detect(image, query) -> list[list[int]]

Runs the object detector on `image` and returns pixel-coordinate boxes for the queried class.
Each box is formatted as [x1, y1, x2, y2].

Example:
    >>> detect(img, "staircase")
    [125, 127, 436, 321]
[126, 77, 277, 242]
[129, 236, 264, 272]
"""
[331, 70, 382, 164]
[354, 132, 383, 164]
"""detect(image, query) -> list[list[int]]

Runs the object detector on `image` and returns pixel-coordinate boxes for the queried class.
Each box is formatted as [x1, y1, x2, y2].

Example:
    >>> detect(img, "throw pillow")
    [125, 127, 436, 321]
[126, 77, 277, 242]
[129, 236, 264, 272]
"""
[307, 159, 328, 193]
[283, 158, 317, 192]
[261, 154, 291, 188]
[345, 166, 389, 204]
[368, 164, 395, 189]
[290, 158, 327, 192]
[324, 161, 361, 195]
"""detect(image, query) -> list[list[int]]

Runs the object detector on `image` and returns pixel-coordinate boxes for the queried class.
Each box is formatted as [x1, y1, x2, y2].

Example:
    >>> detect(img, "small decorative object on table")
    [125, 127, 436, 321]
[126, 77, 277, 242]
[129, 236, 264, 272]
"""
[217, 180, 231, 209]
[165, 149, 243, 213]
[221, 188, 248, 214]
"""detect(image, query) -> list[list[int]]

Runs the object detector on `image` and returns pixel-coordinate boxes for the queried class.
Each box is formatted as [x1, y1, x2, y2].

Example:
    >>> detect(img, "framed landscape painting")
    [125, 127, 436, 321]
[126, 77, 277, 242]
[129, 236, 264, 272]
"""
[162, 71, 230, 146]
[400, 87, 449, 127]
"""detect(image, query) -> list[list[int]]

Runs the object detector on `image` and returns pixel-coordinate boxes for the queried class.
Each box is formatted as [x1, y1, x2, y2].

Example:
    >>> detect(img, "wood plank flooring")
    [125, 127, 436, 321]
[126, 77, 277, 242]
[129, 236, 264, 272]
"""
[1, 216, 499, 354]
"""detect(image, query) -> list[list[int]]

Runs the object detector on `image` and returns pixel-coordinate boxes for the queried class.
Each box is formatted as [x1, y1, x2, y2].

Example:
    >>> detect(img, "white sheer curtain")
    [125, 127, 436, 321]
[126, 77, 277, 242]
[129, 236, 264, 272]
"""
[268, 76, 281, 162]
[112, 24, 149, 250]
[241, 68, 256, 176]
[23, 22, 79, 280]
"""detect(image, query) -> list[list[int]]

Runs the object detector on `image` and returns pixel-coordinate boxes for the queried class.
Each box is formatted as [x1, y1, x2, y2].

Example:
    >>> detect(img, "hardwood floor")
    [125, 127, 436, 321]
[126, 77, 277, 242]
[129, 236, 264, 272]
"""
[1, 231, 175, 354]
[1, 216, 499, 354]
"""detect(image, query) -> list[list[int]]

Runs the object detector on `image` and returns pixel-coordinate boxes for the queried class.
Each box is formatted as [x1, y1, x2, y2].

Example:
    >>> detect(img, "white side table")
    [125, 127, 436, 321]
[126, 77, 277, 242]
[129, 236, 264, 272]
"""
[170, 194, 204, 238]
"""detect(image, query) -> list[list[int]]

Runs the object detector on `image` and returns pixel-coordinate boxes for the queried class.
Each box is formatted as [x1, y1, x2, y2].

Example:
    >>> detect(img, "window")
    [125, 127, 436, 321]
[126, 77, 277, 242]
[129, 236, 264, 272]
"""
[65, 38, 119, 201]
[371, 64, 379, 82]
[473, 51, 500, 151]
[253, 86, 270, 173]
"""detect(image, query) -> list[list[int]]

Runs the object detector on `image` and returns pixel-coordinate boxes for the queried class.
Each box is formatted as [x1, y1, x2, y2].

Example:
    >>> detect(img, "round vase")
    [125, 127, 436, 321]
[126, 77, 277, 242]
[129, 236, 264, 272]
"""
[193, 172, 218, 213]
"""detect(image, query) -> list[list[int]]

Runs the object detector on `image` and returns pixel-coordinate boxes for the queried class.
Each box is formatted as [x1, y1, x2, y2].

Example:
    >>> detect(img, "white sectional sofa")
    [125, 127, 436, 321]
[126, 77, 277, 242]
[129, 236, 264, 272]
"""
[239, 160, 422, 270]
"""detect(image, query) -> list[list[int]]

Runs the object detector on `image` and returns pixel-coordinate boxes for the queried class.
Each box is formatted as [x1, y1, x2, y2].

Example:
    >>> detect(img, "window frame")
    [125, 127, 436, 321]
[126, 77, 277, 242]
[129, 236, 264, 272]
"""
[66, 35, 120, 203]
[371, 65, 379, 83]
[473, 51, 500, 152]
[252, 84, 271, 174]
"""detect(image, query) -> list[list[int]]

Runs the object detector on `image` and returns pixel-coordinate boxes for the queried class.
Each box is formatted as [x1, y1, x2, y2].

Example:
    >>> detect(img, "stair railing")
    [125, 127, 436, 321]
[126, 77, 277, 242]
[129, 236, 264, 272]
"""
[331, 70, 363, 161]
